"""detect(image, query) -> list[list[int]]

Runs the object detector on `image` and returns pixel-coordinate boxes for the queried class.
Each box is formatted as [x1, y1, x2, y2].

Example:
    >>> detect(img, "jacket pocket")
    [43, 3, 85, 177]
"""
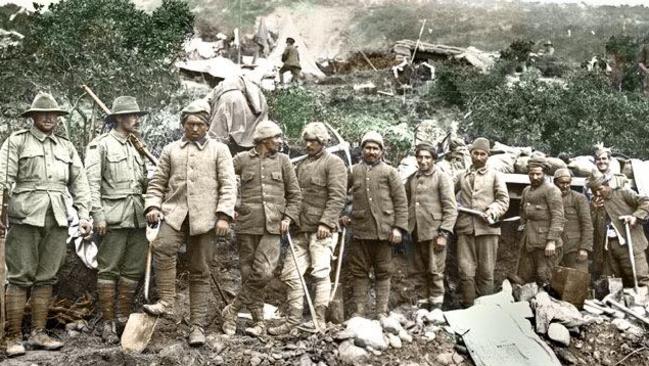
[271, 171, 283, 182]
[311, 176, 327, 187]
[242, 171, 255, 183]
[105, 152, 128, 182]
[351, 209, 366, 219]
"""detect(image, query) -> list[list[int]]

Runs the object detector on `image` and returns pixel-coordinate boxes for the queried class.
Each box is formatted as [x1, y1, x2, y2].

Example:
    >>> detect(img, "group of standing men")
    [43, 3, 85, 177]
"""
[2, 92, 649, 358]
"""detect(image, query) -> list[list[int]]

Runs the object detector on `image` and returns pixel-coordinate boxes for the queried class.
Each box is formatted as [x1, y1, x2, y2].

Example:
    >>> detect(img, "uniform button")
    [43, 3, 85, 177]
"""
[369, 198, 373, 201]
[366, 178, 370, 181]
[261, 176, 265, 179]
[416, 202, 420, 206]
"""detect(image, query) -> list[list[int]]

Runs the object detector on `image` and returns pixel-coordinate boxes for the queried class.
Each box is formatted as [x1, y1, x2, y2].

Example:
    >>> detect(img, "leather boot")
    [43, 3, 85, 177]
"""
[244, 306, 266, 337]
[143, 257, 176, 317]
[351, 277, 369, 317]
[374, 278, 391, 318]
[97, 280, 116, 321]
[221, 298, 241, 336]
[267, 306, 302, 335]
[5, 285, 27, 357]
[28, 286, 63, 350]
[189, 279, 210, 330]
[97, 280, 119, 344]
[117, 277, 139, 323]
[188, 326, 206, 347]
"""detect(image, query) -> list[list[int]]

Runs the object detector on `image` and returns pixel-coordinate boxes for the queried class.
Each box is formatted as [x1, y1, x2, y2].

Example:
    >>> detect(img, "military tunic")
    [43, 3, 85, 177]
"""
[591, 188, 649, 287]
[0, 127, 90, 287]
[232, 147, 302, 316]
[559, 189, 593, 272]
[85, 130, 148, 282]
[518, 182, 564, 285]
[406, 166, 457, 303]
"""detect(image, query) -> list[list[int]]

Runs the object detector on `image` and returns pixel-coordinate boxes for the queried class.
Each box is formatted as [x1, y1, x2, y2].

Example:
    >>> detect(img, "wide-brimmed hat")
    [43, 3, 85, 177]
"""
[21, 92, 69, 117]
[106, 96, 148, 118]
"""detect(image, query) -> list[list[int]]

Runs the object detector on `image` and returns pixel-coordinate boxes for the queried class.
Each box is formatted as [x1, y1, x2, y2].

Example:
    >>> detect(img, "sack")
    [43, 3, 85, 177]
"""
[545, 157, 568, 175]
[487, 153, 517, 173]
[492, 141, 534, 157]
[515, 156, 530, 174]
[568, 156, 596, 177]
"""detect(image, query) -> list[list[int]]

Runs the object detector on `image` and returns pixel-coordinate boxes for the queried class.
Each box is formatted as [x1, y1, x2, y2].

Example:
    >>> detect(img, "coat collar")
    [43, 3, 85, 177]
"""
[109, 129, 128, 144]
[180, 136, 208, 150]
[416, 165, 438, 177]
[248, 147, 278, 159]
[29, 126, 58, 144]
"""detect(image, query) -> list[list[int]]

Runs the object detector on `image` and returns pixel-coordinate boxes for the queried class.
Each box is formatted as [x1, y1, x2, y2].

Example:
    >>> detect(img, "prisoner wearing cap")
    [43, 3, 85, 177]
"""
[361, 131, 384, 149]
[415, 141, 438, 159]
[587, 171, 611, 190]
[553, 168, 571, 180]
[527, 156, 548, 170]
[470, 137, 490, 154]
[302, 122, 330, 145]
[180, 99, 211, 125]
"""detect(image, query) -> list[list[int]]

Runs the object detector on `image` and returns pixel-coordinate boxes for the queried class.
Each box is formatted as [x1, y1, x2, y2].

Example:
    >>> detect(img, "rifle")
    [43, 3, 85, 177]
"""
[80, 85, 158, 166]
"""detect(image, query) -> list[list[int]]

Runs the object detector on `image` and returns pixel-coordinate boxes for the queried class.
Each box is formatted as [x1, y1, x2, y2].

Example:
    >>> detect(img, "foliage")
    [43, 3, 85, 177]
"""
[266, 86, 321, 140]
[0, 0, 194, 152]
[500, 39, 533, 63]
[605, 35, 642, 92]
[463, 71, 649, 159]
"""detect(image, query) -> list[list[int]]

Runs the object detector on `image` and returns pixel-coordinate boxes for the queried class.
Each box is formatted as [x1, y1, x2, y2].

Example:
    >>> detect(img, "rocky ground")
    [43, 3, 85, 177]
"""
[2, 224, 649, 365]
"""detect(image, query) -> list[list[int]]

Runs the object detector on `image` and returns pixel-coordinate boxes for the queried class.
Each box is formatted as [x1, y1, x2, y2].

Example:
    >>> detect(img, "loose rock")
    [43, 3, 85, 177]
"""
[423, 308, 446, 325]
[380, 314, 403, 335]
[345, 317, 388, 350]
[387, 333, 402, 349]
[436, 352, 454, 365]
[398, 329, 413, 343]
[548, 323, 571, 346]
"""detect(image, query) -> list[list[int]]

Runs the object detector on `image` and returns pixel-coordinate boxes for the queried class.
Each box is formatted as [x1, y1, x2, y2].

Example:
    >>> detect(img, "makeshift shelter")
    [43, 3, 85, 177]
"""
[393, 40, 497, 73]
[176, 57, 241, 86]
[268, 18, 326, 80]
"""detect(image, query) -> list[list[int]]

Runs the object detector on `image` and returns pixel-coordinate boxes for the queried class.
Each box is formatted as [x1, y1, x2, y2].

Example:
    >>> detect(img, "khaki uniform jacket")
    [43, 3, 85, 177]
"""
[349, 161, 408, 240]
[281, 45, 300, 68]
[295, 150, 347, 232]
[454, 166, 509, 236]
[85, 130, 147, 229]
[520, 183, 564, 250]
[233, 148, 302, 235]
[406, 166, 457, 241]
[592, 188, 649, 256]
[145, 137, 236, 236]
[561, 190, 593, 254]
[0, 127, 90, 226]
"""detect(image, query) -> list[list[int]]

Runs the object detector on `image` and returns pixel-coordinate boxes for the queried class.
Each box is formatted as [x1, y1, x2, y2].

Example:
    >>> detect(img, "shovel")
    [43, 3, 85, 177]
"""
[121, 218, 162, 353]
[286, 232, 320, 333]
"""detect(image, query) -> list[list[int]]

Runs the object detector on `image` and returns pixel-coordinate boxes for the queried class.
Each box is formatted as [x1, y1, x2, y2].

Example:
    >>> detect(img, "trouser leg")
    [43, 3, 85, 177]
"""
[309, 232, 337, 309]
[97, 229, 128, 282]
[427, 240, 447, 305]
[457, 234, 477, 307]
[5, 285, 27, 339]
[475, 235, 498, 297]
[279, 232, 309, 325]
[373, 241, 393, 316]
[187, 230, 216, 328]
[348, 239, 371, 316]
[148, 222, 184, 309]
[238, 234, 281, 316]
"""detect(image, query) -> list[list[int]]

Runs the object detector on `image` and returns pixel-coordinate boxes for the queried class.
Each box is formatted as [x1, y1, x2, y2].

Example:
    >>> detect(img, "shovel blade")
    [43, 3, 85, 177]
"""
[120, 313, 158, 353]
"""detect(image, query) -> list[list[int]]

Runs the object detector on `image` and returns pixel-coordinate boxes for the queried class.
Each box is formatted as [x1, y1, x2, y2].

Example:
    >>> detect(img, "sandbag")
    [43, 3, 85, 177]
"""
[545, 157, 568, 175]
[487, 153, 517, 173]
[568, 156, 596, 177]
[492, 141, 533, 157]
[515, 156, 530, 174]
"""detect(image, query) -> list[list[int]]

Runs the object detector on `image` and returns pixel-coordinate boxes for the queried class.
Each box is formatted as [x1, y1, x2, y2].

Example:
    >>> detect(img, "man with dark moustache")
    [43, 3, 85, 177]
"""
[517, 157, 564, 286]
[589, 171, 649, 288]
[553, 168, 593, 273]
[269, 122, 346, 334]
[342, 131, 408, 319]
[454, 137, 509, 307]
[85, 96, 149, 343]
[222, 120, 302, 337]
[406, 142, 457, 310]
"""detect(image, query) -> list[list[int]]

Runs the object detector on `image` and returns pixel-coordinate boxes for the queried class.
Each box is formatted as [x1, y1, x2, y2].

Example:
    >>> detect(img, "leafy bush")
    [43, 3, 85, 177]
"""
[463, 71, 649, 158]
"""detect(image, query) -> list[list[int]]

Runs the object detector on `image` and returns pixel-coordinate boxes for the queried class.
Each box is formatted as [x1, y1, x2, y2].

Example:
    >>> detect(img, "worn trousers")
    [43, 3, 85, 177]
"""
[280, 232, 337, 311]
[6, 207, 67, 287]
[235, 233, 281, 313]
[518, 247, 562, 285]
[413, 239, 446, 304]
[97, 228, 148, 282]
[605, 238, 649, 288]
[457, 234, 498, 306]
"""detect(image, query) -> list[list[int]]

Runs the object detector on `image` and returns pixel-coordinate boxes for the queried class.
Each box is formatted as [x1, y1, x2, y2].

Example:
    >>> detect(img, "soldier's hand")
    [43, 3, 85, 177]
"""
[215, 219, 230, 237]
[434, 235, 447, 251]
[79, 219, 94, 240]
[280, 217, 291, 234]
[389, 228, 402, 245]
[146, 209, 163, 225]
[619, 215, 638, 227]
[577, 249, 588, 262]
[544, 240, 556, 257]
[339, 216, 351, 227]
[95, 221, 107, 236]
[317, 225, 332, 240]
[481, 210, 495, 224]
[593, 196, 604, 208]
